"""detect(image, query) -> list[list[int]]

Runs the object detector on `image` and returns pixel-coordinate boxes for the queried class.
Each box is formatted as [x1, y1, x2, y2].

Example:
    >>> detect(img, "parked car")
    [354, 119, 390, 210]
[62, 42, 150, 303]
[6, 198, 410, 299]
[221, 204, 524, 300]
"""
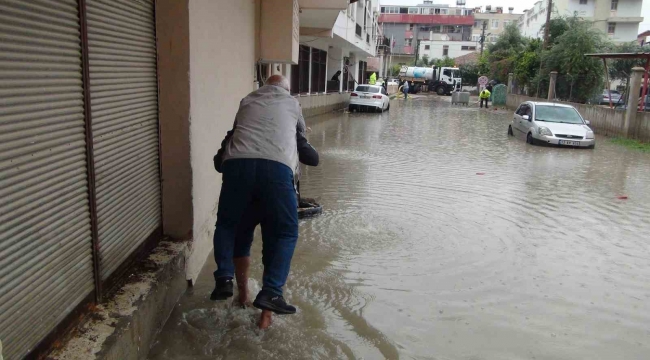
[615, 95, 650, 111]
[349, 84, 390, 113]
[600, 90, 622, 105]
[508, 101, 595, 149]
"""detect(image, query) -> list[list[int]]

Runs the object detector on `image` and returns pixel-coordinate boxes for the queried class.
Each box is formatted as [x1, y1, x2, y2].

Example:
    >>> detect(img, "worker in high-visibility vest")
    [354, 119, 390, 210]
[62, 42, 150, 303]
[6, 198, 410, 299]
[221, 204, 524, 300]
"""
[479, 88, 491, 109]
[369, 72, 377, 85]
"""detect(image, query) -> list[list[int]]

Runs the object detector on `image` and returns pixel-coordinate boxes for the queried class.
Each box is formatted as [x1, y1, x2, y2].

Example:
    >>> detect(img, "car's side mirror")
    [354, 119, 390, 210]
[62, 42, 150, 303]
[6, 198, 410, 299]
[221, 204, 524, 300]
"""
[522, 115, 530, 121]
[585, 120, 591, 125]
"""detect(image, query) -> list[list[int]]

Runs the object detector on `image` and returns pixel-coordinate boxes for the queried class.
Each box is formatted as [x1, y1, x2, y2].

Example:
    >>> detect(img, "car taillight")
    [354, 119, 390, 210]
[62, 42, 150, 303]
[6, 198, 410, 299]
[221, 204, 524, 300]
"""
[351, 93, 358, 97]
[372, 95, 382, 99]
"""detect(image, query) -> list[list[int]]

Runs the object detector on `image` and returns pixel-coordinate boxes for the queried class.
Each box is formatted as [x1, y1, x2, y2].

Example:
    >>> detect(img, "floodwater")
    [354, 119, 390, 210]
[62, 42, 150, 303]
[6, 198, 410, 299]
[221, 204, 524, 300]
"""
[149, 97, 650, 360]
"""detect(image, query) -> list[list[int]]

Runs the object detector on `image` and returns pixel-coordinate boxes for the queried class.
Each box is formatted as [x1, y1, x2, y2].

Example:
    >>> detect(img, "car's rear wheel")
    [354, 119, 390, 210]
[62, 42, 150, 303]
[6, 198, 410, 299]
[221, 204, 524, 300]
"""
[526, 133, 535, 145]
[386, 103, 390, 111]
[508, 126, 513, 136]
[436, 86, 445, 96]
[587, 144, 595, 149]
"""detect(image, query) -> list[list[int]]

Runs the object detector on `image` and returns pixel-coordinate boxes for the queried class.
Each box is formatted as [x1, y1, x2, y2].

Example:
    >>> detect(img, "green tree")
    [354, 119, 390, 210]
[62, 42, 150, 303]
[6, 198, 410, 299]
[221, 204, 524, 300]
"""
[459, 64, 480, 85]
[390, 64, 402, 76]
[513, 38, 542, 88]
[541, 19, 606, 102]
[540, 17, 571, 46]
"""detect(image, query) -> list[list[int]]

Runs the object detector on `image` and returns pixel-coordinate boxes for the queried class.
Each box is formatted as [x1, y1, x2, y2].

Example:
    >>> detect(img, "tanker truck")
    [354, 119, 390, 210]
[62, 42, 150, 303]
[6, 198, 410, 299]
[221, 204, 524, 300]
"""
[399, 65, 461, 95]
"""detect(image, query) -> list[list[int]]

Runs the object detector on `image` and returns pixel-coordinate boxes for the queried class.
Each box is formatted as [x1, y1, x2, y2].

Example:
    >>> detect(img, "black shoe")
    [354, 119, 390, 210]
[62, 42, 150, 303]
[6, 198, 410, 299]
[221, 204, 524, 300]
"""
[253, 291, 296, 315]
[210, 277, 234, 300]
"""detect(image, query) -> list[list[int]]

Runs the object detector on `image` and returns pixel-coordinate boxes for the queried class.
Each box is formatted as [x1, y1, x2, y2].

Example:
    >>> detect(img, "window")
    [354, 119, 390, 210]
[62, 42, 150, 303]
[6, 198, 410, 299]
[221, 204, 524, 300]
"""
[443, 68, 451, 77]
[291, 45, 310, 94]
[399, 7, 408, 13]
[469, 46, 476, 50]
[472, 34, 480, 41]
[408, 7, 419, 14]
[608, 22, 616, 34]
[461, 46, 476, 50]
[381, 6, 386, 13]
[579, 0, 587, 4]
[492, 20, 499, 29]
[381, 87, 388, 96]
[432, 25, 441, 32]
[405, 38, 413, 46]
[611, 0, 618, 10]
[441, 8, 448, 14]
[443, 45, 449, 56]
[425, 45, 430, 50]
[407, 23, 414, 31]
[434, 8, 441, 14]
[310, 48, 327, 93]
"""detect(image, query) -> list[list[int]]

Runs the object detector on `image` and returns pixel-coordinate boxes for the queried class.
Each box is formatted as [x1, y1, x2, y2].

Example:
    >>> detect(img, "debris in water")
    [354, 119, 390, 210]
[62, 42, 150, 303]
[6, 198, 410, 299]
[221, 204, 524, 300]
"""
[617, 195, 628, 200]
[476, 172, 486, 175]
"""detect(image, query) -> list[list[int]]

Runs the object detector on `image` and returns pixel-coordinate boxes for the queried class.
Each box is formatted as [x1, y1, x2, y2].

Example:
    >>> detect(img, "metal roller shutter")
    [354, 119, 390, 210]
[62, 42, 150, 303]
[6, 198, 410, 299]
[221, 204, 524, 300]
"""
[85, 0, 161, 280]
[0, 0, 94, 358]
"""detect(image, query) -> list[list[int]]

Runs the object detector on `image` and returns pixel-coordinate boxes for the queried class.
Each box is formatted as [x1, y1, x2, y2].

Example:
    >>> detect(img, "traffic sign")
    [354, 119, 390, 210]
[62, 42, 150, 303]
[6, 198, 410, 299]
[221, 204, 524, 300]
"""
[478, 76, 489, 86]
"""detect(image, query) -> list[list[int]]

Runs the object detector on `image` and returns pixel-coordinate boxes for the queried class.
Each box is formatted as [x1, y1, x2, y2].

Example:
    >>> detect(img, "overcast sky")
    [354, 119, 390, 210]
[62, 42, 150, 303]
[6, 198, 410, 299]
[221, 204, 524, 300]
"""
[379, 0, 650, 33]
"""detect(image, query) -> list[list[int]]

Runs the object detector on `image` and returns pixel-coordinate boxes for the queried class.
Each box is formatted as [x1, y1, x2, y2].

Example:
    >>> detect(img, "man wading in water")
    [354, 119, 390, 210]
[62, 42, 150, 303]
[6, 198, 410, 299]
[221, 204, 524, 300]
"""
[212, 75, 319, 329]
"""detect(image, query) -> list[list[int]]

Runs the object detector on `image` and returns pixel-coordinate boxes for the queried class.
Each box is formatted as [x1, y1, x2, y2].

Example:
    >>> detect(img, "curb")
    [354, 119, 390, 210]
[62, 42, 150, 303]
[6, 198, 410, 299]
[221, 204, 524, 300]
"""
[50, 241, 190, 360]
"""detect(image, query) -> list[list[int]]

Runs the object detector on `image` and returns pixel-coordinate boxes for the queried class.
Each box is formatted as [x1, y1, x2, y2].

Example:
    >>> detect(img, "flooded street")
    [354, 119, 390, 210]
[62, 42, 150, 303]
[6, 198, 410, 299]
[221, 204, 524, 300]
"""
[149, 98, 650, 360]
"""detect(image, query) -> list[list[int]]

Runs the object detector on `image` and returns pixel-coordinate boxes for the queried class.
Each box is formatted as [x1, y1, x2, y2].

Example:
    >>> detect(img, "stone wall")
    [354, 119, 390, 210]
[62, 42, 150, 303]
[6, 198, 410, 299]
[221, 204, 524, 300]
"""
[507, 94, 650, 142]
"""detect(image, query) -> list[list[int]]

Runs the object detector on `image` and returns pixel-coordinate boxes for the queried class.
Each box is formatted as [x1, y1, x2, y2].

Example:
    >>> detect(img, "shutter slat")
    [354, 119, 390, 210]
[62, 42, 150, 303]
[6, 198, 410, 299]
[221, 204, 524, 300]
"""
[86, 0, 161, 281]
[0, 1, 94, 358]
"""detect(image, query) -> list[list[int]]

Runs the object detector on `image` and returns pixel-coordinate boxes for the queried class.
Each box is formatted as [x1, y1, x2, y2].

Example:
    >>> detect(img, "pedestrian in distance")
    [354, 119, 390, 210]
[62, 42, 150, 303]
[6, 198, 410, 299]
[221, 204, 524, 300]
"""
[479, 87, 491, 109]
[403, 80, 409, 100]
[211, 75, 319, 329]
[331, 70, 341, 83]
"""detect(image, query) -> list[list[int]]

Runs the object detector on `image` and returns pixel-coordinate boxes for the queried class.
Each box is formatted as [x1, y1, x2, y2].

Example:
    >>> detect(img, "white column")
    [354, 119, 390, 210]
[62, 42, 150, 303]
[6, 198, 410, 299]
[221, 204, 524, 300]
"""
[339, 57, 344, 93]
[308, 47, 312, 94]
[324, 49, 329, 94]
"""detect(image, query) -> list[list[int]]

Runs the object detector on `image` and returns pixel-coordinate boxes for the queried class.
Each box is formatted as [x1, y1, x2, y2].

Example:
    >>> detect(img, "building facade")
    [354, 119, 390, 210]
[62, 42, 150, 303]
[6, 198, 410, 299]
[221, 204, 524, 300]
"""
[418, 40, 478, 59]
[379, 1, 474, 64]
[471, 6, 523, 44]
[518, 0, 643, 42]
[0, 0, 377, 358]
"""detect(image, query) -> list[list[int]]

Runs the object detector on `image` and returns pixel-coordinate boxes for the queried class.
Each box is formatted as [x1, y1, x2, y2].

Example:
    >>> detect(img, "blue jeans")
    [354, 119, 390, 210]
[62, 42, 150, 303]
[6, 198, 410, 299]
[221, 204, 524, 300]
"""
[213, 159, 298, 296]
[403, 88, 408, 99]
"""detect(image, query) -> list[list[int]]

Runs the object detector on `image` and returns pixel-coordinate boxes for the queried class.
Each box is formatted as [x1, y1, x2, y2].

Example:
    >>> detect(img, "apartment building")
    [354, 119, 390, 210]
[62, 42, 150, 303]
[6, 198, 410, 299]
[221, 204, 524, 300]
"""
[286, 0, 380, 95]
[471, 6, 523, 43]
[518, 0, 643, 42]
[379, 0, 474, 64]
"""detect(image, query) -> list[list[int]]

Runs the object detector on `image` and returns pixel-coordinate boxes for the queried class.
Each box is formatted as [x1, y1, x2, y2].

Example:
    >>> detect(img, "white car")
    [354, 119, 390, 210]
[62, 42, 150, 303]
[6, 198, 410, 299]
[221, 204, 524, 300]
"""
[349, 84, 390, 113]
[508, 101, 596, 149]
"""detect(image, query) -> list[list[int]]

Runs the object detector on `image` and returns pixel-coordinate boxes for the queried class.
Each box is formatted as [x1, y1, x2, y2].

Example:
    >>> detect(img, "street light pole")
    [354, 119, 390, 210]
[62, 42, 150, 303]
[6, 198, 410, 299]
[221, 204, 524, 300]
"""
[480, 20, 487, 55]
[543, 0, 553, 49]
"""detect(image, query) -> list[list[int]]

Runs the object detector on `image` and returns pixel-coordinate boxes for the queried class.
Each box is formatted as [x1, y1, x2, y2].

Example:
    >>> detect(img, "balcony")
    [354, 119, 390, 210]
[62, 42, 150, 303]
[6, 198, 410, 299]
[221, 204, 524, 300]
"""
[378, 14, 474, 26]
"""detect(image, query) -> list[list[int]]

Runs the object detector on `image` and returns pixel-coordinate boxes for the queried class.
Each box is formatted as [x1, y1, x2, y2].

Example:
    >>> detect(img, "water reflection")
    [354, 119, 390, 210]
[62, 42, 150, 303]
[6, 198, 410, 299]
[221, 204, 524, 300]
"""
[150, 99, 650, 360]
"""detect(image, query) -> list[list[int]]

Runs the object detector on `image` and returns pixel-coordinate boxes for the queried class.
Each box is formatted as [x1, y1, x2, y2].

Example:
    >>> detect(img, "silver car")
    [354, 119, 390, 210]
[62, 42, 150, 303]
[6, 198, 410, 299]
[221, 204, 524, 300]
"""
[600, 90, 622, 105]
[508, 101, 596, 149]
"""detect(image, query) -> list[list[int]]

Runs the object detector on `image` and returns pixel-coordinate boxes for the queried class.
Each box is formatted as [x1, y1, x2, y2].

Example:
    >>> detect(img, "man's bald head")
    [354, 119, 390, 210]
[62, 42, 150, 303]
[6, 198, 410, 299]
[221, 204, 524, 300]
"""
[266, 74, 290, 92]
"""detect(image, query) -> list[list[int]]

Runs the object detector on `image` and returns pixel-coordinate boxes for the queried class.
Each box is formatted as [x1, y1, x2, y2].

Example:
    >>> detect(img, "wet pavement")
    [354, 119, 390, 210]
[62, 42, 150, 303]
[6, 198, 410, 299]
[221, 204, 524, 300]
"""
[149, 97, 650, 360]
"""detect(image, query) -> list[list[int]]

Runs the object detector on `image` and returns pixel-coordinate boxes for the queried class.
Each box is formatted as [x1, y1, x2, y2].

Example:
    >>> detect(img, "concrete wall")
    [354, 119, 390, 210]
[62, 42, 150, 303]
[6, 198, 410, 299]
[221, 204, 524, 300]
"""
[614, 0, 643, 17]
[298, 93, 350, 117]
[156, 0, 192, 239]
[186, 0, 257, 283]
[612, 22, 640, 42]
[419, 40, 477, 59]
[507, 94, 650, 141]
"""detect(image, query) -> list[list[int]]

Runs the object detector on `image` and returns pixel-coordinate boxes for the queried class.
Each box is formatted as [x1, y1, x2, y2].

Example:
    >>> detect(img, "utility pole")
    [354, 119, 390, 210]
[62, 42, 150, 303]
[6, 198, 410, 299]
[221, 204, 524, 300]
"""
[415, 39, 421, 65]
[480, 20, 487, 55]
[543, 0, 553, 49]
